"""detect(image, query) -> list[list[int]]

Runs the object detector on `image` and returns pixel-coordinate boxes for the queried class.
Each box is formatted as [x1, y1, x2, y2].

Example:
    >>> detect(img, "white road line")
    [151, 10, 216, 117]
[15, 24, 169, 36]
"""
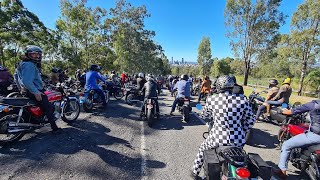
[191, 112, 209, 127]
[140, 121, 147, 180]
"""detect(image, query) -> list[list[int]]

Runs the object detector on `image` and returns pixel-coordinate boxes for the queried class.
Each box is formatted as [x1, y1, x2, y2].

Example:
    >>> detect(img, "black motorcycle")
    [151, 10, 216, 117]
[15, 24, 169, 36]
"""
[80, 86, 109, 112]
[141, 97, 159, 127]
[125, 84, 143, 105]
[176, 97, 191, 122]
[104, 81, 124, 100]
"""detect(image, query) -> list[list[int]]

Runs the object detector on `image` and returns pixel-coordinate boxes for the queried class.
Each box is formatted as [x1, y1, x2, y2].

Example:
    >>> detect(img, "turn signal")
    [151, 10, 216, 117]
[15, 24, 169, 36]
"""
[236, 167, 250, 179]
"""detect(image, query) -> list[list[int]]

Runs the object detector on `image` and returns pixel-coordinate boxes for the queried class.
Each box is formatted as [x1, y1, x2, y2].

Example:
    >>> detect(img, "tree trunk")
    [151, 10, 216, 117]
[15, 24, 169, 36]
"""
[243, 61, 250, 86]
[297, 61, 307, 96]
[0, 45, 4, 66]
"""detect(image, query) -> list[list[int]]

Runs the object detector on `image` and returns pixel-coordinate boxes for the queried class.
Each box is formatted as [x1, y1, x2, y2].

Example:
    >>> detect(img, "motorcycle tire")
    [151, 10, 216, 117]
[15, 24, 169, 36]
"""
[83, 96, 94, 112]
[147, 108, 153, 127]
[0, 114, 26, 146]
[114, 90, 124, 100]
[6, 92, 22, 98]
[62, 100, 80, 124]
[126, 94, 135, 105]
[277, 128, 288, 148]
[183, 106, 190, 122]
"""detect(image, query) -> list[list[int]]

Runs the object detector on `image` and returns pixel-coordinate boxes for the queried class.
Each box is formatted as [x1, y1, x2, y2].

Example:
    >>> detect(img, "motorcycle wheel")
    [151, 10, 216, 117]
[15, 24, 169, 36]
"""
[6, 92, 22, 98]
[126, 94, 134, 105]
[83, 96, 94, 112]
[277, 129, 288, 148]
[114, 90, 124, 100]
[0, 114, 26, 146]
[147, 108, 153, 127]
[62, 100, 80, 123]
[183, 106, 190, 122]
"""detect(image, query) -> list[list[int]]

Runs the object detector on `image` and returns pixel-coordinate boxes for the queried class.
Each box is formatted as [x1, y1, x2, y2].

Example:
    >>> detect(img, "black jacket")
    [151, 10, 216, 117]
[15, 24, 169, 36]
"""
[137, 77, 147, 90]
[142, 79, 158, 98]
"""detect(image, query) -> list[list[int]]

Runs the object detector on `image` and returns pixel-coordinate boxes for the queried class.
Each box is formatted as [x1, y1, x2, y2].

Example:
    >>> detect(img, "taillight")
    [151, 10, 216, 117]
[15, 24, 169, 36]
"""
[314, 150, 320, 159]
[236, 167, 250, 179]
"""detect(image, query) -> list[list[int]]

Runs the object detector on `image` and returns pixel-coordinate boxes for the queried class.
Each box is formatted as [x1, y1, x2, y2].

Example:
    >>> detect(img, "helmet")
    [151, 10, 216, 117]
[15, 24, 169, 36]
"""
[147, 74, 154, 81]
[282, 78, 291, 85]
[0, 66, 7, 71]
[229, 75, 237, 84]
[90, 64, 100, 71]
[138, 72, 144, 78]
[52, 68, 59, 73]
[215, 75, 235, 92]
[24, 45, 42, 62]
[111, 70, 115, 74]
[180, 74, 188, 81]
[269, 79, 278, 85]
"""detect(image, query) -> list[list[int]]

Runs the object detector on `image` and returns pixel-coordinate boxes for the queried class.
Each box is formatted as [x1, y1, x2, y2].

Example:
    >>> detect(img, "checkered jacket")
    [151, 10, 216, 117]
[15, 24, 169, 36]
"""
[201, 91, 255, 147]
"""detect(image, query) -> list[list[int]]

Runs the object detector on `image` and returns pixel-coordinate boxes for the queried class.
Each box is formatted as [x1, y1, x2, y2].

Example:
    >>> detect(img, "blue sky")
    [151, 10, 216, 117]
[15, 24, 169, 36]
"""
[22, 0, 303, 62]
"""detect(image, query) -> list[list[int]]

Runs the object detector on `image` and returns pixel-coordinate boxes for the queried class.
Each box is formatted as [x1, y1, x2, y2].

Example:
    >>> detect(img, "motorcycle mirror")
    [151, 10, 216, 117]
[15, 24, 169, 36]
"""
[196, 104, 202, 110]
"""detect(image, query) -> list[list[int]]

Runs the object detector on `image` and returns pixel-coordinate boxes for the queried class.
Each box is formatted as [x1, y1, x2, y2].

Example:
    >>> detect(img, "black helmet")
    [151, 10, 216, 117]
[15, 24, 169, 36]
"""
[229, 75, 237, 84]
[52, 68, 59, 73]
[215, 75, 235, 92]
[90, 64, 100, 71]
[180, 74, 188, 81]
[269, 79, 278, 85]
[24, 45, 42, 62]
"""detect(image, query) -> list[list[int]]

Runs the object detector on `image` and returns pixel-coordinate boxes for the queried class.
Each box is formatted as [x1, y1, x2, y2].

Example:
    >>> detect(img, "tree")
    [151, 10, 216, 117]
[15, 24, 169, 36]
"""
[225, 0, 285, 85]
[197, 37, 212, 76]
[285, 0, 320, 95]
[211, 58, 232, 77]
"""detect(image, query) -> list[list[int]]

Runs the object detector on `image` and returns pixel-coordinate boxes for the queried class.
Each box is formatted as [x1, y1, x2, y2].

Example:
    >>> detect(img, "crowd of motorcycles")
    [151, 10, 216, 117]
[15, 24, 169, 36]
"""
[0, 75, 319, 180]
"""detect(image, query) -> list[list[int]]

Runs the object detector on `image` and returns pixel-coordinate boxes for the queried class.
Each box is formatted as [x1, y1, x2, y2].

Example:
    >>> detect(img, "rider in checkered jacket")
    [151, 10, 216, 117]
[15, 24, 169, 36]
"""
[191, 75, 256, 179]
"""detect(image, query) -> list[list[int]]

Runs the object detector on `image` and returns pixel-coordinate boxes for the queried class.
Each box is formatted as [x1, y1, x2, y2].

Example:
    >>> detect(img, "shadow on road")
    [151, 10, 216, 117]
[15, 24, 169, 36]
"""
[0, 119, 165, 178]
[247, 127, 279, 149]
[266, 161, 309, 180]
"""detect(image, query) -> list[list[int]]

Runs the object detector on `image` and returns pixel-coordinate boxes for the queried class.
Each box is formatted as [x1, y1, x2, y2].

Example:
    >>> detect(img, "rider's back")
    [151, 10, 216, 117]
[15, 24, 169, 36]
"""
[85, 71, 101, 90]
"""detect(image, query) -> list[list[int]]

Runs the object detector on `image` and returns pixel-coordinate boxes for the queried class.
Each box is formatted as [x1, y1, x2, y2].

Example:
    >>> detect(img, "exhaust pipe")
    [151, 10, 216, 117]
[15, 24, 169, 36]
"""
[8, 122, 42, 128]
[8, 128, 31, 133]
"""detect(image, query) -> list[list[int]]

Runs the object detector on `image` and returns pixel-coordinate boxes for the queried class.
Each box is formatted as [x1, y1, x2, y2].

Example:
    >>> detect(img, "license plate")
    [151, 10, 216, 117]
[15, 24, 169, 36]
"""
[147, 104, 153, 108]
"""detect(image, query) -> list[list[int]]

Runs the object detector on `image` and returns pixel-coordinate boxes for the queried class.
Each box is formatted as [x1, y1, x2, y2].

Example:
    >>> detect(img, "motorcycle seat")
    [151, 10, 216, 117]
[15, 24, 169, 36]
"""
[0, 97, 37, 107]
[302, 144, 320, 156]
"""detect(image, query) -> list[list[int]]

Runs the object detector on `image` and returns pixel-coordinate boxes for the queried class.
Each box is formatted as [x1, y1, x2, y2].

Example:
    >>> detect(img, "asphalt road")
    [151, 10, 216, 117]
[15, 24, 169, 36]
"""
[0, 90, 309, 180]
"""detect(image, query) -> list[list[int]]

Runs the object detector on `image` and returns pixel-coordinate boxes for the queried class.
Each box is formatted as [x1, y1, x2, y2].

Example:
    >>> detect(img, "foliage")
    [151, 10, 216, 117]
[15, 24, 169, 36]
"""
[225, 0, 285, 85]
[197, 37, 212, 76]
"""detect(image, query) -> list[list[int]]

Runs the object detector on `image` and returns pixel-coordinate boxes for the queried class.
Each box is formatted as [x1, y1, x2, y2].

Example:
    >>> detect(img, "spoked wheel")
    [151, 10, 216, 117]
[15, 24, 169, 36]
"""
[114, 90, 124, 100]
[0, 114, 26, 146]
[83, 97, 94, 112]
[147, 108, 154, 127]
[62, 100, 80, 123]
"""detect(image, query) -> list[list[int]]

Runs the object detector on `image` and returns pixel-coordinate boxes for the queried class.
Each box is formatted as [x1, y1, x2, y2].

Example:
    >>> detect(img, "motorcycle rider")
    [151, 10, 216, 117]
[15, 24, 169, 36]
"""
[75, 69, 82, 81]
[15, 45, 60, 132]
[50, 68, 60, 85]
[274, 100, 320, 178]
[140, 74, 160, 118]
[191, 75, 255, 179]
[136, 73, 147, 91]
[110, 70, 118, 85]
[0, 66, 13, 93]
[255, 79, 279, 120]
[85, 64, 107, 108]
[197, 76, 211, 103]
[230, 75, 244, 94]
[265, 77, 292, 115]
[169, 74, 191, 116]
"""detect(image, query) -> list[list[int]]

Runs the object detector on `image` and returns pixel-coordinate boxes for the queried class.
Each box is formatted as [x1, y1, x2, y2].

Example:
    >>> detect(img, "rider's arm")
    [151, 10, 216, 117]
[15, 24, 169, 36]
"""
[283, 101, 315, 115]
[242, 101, 256, 132]
[20, 63, 40, 94]
[271, 86, 286, 101]
[96, 72, 106, 83]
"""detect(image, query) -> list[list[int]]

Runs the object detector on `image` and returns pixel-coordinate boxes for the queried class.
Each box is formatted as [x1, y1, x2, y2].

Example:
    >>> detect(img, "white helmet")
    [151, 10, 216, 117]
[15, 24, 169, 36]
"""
[138, 73, 144, 78]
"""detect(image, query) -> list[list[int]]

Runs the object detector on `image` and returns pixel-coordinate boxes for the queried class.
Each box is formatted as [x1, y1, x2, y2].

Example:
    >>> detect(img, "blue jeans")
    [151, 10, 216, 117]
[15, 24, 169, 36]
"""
[278, 131, 320, 170]
[93, 89, 107, 106]
[266, 100, 282, 106]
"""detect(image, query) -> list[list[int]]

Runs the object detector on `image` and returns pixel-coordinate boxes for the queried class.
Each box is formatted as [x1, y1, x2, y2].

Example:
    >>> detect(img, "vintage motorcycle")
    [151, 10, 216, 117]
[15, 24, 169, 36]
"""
[0, 84, 80, 145]
[141, 97, 159, 127]
[125, 84, 143, 105]
[176, 96, 191, 122]
[277, 112, 319, 180]
[80, 83, 109, 112]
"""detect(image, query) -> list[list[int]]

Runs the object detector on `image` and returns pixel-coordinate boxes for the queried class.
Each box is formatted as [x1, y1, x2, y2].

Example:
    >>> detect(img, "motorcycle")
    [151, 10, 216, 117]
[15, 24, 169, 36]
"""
[176, 96, 191, 122]
[80, 84, 109, 112]
[125, 84, 143, 105]
[203, 146, 272, 180]
[141, 97, 159, 127]
[0, 84, 80, 145]
[191, 84, 200, 96]
[249, 89, 296, 124]
[277, 112, 320, 180]
[104, 81, 124, 100]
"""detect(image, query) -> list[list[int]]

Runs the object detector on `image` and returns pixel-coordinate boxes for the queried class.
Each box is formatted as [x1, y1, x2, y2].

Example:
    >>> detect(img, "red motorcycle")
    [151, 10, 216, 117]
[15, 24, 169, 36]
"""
[278, 112, 320, 180]
[0, 84, 80, 145]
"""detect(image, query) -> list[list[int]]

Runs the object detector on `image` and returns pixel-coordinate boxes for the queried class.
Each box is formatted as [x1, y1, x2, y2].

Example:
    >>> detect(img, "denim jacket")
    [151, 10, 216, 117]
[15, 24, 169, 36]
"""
[15, 61, 43, 94]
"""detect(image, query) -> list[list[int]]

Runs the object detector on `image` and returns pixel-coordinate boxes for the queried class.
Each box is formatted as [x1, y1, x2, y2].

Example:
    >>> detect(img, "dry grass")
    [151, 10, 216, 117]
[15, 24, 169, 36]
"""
[243, 86, 317, 104]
